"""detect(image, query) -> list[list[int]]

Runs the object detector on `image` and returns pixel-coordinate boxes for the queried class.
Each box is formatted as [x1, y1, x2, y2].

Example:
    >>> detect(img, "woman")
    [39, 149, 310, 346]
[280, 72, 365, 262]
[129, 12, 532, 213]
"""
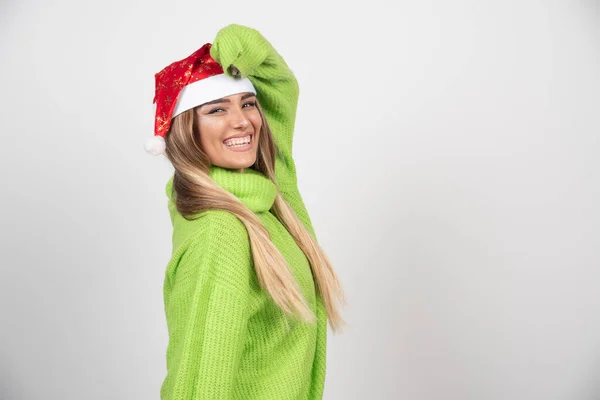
[145, 24, 347, 399]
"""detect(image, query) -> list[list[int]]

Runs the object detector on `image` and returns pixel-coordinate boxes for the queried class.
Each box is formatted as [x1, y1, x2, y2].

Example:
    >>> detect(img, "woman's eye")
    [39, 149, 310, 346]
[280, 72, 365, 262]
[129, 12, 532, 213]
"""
[208, 108, 225, 114]
[243, 101, 256, 108]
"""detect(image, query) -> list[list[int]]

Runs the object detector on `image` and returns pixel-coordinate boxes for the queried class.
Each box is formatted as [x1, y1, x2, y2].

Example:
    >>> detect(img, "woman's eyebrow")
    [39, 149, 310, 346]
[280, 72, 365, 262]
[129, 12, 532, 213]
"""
[202, 98, 228, 106]
[201, 92, 256, 107]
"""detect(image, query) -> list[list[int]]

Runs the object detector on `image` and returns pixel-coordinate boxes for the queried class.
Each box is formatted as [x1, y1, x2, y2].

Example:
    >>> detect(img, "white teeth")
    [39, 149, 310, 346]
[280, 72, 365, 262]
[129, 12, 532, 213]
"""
[224, 135, 251, 147]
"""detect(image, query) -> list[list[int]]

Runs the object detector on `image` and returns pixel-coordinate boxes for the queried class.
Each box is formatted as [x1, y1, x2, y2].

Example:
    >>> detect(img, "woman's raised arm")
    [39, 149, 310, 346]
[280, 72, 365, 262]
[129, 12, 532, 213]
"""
[210, 24, 318, 239]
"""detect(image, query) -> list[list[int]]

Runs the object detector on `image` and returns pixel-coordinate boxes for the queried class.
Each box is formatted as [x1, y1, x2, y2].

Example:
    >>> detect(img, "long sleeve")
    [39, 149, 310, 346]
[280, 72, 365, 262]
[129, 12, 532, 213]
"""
[210, 24, 318, 240]
[161, 213, 252, 399]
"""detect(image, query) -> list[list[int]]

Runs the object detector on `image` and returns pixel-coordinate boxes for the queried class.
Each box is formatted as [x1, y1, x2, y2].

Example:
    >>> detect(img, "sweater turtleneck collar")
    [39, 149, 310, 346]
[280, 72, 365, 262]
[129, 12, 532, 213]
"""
[208, 165, 277, 213]
[165, 166, 277, 213]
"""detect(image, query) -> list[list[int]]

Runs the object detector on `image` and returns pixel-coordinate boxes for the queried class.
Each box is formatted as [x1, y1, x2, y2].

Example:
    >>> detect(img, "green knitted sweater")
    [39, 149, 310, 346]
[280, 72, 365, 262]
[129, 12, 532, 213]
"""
[160, 24, 327, 400]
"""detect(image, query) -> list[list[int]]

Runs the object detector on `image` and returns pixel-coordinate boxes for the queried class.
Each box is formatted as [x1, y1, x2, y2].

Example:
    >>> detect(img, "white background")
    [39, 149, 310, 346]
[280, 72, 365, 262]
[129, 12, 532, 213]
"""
[1, 0, 599, 399]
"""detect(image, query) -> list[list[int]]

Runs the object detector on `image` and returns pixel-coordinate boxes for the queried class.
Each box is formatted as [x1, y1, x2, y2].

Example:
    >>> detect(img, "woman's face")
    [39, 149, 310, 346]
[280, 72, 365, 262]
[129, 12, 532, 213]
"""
[196, 92, 262, 173]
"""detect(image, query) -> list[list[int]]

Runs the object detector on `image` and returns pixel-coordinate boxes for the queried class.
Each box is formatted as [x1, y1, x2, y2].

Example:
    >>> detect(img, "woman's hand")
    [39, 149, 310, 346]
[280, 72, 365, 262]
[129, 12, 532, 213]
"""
[210, 24, 270, 79]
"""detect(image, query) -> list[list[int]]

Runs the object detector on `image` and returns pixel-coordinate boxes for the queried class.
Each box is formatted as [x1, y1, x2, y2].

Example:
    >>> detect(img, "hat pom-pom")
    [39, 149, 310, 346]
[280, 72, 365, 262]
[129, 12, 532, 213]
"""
[144, 135, 166, 156]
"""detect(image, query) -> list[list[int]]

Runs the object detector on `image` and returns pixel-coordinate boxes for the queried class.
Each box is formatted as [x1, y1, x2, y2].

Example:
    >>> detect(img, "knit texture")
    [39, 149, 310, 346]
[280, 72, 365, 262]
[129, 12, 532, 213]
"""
[160, 24, 327, 400]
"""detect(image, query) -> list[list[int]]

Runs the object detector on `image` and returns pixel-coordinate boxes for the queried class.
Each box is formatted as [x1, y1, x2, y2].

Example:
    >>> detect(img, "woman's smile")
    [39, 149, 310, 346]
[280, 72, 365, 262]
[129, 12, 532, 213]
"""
[223, 133, 254, 151]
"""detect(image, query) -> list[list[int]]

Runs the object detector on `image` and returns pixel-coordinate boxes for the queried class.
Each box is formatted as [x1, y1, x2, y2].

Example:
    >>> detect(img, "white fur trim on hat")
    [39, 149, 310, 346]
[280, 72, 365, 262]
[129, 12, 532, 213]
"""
[172, 74, 256, 118]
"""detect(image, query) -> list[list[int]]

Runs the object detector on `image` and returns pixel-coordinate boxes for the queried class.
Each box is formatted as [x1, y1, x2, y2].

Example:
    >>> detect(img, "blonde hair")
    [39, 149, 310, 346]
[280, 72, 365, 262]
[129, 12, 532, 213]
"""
[163, 100, 347, 333]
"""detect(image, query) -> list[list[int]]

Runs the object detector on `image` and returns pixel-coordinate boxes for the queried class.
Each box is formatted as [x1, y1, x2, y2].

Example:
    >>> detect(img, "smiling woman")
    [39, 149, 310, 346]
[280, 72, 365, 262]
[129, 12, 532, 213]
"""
[146, 23, 347, 400]
[195, 92, 262, 173]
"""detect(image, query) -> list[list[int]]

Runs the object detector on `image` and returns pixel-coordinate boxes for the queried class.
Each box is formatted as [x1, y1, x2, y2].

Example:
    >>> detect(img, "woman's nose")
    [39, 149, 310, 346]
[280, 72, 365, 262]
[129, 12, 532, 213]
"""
[230, 108, 250, 129]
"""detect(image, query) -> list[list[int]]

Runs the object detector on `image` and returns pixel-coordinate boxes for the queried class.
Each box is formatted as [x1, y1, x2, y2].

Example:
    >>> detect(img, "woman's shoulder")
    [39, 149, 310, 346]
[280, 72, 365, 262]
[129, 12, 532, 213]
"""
[166, 210, 253, 293]
[171, 209, 246, 250]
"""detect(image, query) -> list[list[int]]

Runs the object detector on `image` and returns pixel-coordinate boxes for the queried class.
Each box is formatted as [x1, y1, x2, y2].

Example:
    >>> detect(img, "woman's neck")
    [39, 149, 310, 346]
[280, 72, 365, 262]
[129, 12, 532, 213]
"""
[208, 165, 276, 213]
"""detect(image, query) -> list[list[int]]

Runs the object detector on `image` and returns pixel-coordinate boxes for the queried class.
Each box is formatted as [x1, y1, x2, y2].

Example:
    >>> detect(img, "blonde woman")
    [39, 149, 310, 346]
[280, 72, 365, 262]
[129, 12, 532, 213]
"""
[146, 23, 346, 399]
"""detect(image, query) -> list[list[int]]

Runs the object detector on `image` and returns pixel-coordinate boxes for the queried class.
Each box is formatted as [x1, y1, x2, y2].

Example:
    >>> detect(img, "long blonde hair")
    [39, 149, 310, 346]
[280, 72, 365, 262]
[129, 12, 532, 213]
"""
[163, 100, 347, 333]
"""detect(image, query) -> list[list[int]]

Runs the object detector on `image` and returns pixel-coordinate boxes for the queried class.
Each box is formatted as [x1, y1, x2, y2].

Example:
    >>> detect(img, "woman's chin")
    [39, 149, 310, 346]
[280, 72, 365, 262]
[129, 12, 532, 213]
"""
[214, 156, 257, 171]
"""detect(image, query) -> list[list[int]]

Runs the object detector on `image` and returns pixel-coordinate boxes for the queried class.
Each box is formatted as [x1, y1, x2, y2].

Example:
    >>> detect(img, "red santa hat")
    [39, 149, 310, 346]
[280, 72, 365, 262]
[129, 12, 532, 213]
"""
[145, 42, 256, 156]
